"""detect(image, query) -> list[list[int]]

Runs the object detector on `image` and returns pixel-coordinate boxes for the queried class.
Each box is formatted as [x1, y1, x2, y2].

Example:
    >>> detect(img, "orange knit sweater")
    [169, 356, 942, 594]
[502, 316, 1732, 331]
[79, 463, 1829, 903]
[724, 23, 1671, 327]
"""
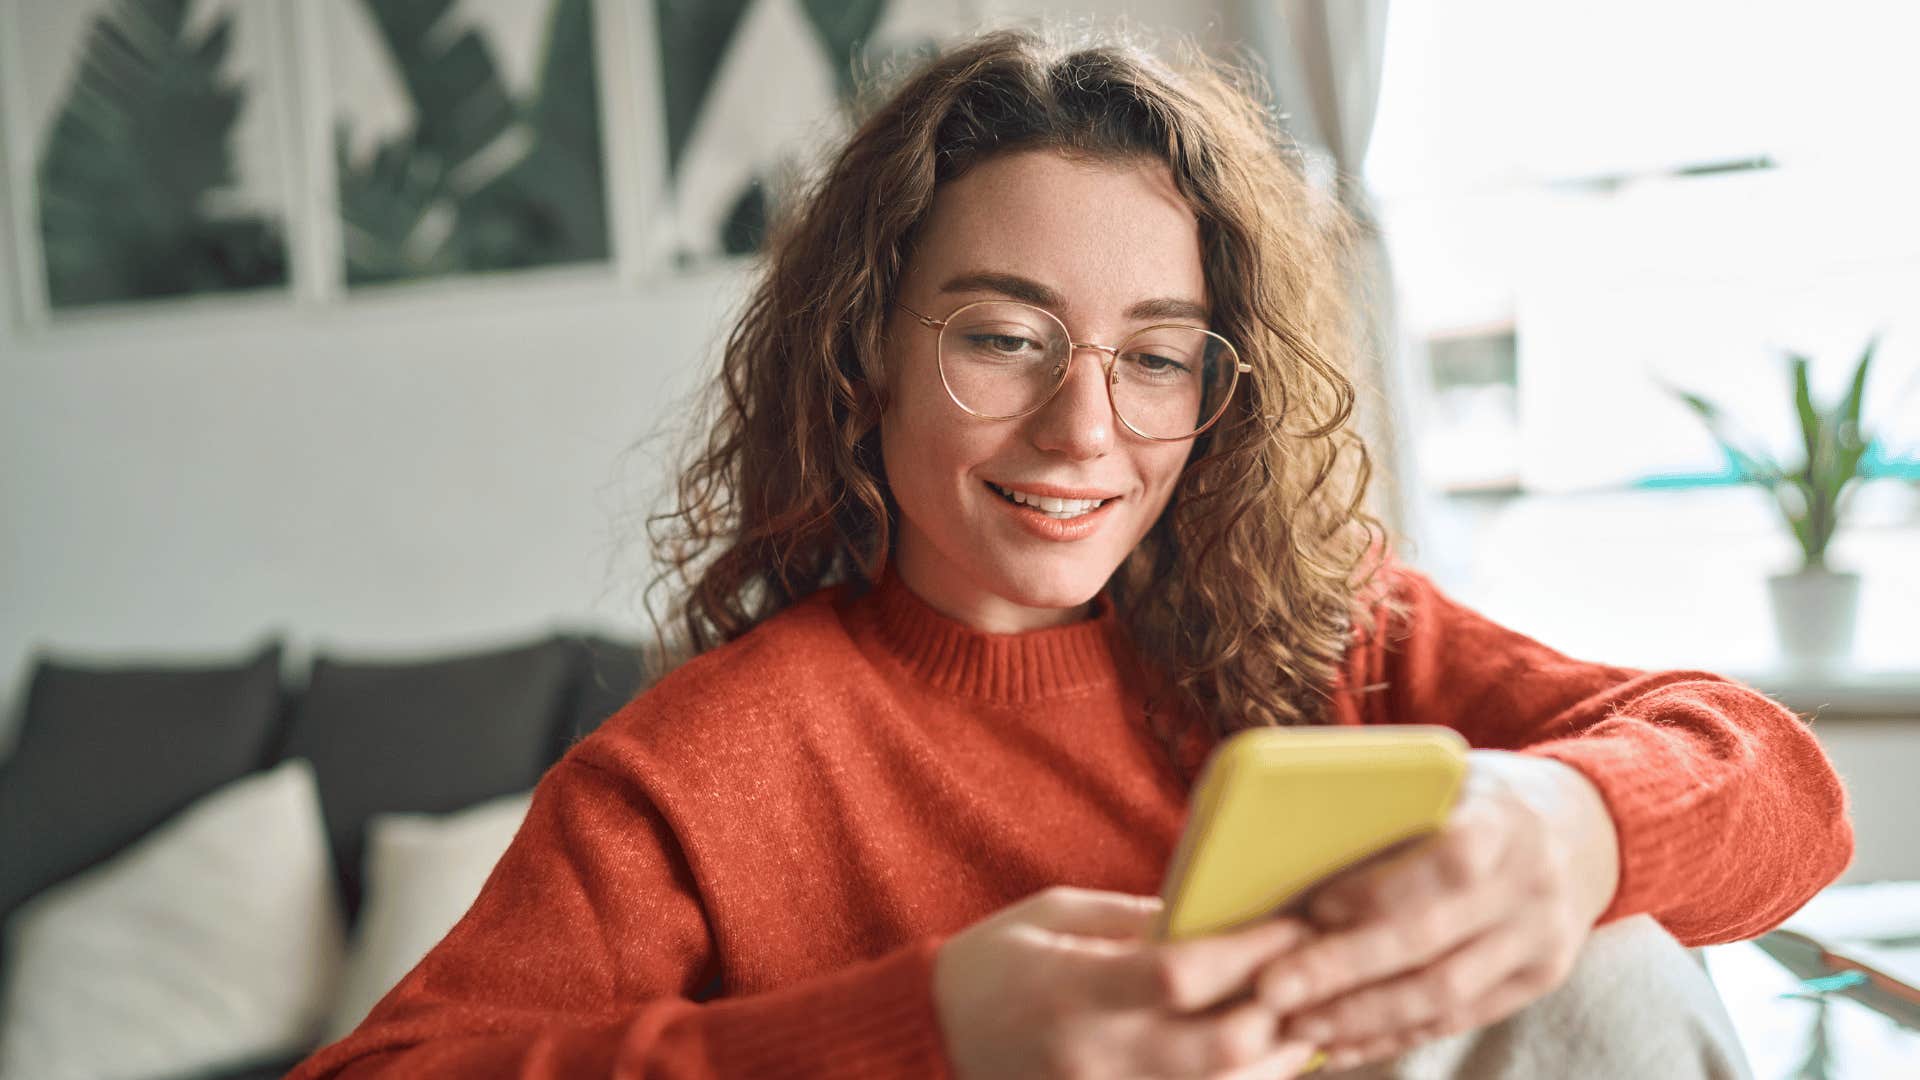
[287, 560, 1854, 1078]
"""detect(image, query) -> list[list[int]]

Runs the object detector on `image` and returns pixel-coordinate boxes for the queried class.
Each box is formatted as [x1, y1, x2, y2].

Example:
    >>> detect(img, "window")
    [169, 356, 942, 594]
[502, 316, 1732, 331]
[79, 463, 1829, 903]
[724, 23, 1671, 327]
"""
[1367, 0, 1920, 498]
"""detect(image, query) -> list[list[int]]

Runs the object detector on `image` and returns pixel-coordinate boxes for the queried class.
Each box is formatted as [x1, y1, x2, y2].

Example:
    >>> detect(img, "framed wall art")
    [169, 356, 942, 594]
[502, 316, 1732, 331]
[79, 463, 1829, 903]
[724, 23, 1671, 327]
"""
[0, 0, 299, 317]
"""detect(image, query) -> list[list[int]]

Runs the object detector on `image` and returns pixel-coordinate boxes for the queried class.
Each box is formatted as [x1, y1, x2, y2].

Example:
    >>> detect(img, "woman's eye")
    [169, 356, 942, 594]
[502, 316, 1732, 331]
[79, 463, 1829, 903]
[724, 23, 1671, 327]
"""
[1131, 352, 1192, 374]
[967, 333, 1040, 355]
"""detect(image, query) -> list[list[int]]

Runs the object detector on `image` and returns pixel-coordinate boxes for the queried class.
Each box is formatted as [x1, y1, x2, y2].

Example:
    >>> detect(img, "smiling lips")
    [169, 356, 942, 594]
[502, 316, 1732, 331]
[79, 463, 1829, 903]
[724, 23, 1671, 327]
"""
[981, 480, 1125, 543]
[986, 481, 1119, 519]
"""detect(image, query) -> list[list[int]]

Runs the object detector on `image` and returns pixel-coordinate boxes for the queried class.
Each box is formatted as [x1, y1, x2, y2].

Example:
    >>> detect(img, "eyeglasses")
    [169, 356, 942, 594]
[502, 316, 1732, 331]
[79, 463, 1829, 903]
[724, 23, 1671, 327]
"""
[897, 299, 1250, 441]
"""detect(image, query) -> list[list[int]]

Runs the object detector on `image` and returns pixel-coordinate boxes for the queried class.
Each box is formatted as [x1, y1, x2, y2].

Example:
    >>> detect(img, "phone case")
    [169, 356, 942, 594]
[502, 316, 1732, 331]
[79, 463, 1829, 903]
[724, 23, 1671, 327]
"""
[1154, 724, 1469, 942]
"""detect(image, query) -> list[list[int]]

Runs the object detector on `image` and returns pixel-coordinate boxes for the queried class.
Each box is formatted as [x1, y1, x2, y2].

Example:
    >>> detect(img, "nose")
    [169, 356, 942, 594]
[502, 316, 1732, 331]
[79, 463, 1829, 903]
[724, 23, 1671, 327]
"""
[1026, 344, 1117, 459]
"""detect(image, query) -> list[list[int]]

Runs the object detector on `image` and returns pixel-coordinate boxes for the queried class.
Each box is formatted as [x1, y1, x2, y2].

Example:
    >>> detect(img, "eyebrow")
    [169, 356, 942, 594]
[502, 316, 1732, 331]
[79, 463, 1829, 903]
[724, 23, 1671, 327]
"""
[936, 271, 1210, 323]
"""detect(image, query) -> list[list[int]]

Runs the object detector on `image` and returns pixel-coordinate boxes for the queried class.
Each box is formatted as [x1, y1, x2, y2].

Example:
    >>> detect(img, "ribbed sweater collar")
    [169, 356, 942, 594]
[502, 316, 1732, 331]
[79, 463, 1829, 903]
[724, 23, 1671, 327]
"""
[843, 567, 1126, 704]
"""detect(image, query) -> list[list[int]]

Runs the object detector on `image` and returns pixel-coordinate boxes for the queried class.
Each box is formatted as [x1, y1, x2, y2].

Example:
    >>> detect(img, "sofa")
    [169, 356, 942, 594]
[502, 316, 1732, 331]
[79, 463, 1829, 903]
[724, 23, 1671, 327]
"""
[0, 629, 653, 1079]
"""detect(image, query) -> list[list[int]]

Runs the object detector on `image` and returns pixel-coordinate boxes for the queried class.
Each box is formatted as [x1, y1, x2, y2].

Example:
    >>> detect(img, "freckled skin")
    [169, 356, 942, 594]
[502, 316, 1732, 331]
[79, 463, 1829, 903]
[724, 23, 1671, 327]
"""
[880, 150, 1207, 633]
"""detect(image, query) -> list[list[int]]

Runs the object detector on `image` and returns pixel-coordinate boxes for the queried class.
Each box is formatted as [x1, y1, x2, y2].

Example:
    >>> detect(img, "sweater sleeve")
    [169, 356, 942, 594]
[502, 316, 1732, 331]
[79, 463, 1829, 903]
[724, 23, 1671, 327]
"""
[1342, 561, 1855, 947]
[283, 753, 955, 1079]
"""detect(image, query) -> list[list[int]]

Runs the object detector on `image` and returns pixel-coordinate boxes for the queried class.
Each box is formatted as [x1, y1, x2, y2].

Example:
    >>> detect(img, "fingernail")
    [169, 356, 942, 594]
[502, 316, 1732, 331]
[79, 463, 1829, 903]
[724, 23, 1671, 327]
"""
[1296, 1018, 1334, 1043]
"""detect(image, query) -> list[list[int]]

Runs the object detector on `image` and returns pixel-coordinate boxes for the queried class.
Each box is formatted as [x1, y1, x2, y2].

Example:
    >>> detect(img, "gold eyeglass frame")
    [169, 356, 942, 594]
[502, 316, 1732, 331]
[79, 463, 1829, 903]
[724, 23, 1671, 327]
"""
[897, 299, 1252, 442]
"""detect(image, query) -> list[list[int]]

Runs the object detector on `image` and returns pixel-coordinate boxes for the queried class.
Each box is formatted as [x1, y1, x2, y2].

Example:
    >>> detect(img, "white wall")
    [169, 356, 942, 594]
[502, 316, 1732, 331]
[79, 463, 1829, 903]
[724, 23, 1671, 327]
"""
[0, 260, 753, 753]
[1815, 718, 1920, 885]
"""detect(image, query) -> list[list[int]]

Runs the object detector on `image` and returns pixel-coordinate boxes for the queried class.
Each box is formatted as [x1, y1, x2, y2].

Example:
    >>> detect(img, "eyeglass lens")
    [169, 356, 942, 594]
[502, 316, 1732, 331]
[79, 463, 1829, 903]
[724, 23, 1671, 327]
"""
[938, 301, 1237, 439]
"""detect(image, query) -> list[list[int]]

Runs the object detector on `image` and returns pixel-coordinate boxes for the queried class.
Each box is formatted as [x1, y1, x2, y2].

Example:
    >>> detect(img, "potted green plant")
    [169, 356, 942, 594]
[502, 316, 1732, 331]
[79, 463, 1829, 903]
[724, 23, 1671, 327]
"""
[1665, 336, 1880, 667]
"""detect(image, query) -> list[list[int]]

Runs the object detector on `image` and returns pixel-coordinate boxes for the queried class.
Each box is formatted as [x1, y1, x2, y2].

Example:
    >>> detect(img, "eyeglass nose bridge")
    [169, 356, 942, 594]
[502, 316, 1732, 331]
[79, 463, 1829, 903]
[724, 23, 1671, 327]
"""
[1059, 340, 1122, 382]
[1069, 340, 1120, 357]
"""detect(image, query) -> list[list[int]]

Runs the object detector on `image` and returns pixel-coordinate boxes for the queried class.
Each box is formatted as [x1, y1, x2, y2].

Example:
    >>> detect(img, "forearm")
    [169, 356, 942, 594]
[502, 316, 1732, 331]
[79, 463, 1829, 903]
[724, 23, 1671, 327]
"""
[289, 751, 957, 1080]
[1357, 564, 1853, 946]
[305, 937, 952, 1080]
[1517, 679, 1854, 944]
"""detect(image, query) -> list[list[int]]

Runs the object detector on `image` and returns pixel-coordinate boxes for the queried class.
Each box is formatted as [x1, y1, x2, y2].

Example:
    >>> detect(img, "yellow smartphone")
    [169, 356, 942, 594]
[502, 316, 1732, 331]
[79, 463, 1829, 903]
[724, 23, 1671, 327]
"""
[1152, 725, 1468, 1074]
[1154, 724, 1469, 942]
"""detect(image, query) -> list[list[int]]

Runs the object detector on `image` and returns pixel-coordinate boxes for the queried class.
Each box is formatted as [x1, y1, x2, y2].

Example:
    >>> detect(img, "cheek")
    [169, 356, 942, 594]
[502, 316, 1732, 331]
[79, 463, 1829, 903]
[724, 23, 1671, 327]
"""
[880, 378, 973, 515]
[1136, 446, 1192, 510]
[878, 350, 932, 484]
[881, 355, 1006, 490]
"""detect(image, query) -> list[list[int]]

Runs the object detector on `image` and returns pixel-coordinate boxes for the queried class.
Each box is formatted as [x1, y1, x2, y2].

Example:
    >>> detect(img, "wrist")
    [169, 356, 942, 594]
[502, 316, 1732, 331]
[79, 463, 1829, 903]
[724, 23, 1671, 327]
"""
[1475, 750, 1621, 925]
[1529, 755, 1622, 924]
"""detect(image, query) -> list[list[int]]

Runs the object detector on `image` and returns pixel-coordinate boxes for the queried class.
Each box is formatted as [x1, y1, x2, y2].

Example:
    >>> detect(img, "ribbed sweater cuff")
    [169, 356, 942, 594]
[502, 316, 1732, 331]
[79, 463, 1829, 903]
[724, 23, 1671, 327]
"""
[1518, 734, 1721, 929]
[700, 935, 954, 1078]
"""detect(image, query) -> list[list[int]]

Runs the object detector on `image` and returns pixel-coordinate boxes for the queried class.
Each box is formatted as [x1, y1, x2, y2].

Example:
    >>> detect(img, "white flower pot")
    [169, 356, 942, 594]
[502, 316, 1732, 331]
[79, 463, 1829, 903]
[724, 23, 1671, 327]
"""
[1766, 568, 1861, 667]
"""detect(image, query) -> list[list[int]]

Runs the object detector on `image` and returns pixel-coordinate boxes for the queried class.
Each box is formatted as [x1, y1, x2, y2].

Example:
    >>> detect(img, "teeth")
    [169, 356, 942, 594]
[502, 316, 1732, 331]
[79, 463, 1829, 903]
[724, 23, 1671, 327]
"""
[990, 483, 1109, 517]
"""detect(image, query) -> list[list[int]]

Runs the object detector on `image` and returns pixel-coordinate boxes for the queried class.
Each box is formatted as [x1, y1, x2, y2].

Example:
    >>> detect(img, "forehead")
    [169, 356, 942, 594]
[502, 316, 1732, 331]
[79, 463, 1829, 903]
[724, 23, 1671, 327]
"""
[907, 150, 1206, 313]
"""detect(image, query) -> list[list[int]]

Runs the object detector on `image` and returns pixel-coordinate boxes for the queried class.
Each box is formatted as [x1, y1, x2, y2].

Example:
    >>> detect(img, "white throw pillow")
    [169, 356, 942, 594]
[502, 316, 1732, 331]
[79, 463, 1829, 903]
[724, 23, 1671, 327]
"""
[321, 790, 532, 1042]
[0, 758, 345, 1080]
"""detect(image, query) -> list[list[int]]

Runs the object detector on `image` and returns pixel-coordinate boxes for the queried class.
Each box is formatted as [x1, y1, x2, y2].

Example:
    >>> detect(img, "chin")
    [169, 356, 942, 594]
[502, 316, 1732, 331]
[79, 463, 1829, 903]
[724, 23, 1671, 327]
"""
[981, 555, 1114, 612]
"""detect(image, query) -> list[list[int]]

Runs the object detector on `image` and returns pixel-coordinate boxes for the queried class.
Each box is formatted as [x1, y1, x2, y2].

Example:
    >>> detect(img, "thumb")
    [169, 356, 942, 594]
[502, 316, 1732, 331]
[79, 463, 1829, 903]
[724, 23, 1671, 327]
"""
[1020, 886, 1166, 940]
[1070, 915, 1314, 1015]
[1153, 915, 1312, 1011]
[1029, 899, 1313, 1016]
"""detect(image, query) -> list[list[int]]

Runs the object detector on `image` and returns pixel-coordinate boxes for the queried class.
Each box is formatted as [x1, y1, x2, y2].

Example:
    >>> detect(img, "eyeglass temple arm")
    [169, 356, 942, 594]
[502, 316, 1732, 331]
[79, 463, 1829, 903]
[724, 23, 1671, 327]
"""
[898, 302, 943, 329]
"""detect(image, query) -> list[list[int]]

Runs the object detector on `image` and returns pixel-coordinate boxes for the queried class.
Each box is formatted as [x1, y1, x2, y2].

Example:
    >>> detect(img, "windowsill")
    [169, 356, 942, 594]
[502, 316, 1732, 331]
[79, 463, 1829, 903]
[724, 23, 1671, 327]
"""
[1417, 483, 1920, 718]
[1717, 668, 1920, 720]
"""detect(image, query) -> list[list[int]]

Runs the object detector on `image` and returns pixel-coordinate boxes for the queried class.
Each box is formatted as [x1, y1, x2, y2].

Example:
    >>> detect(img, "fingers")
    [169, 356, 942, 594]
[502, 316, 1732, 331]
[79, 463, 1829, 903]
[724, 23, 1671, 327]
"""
[1137, 1000, 1321, 1079]
[1278, 919, 1537, 1046]
[1319, 1025, 1438, 1073]
[1022, 943, 1318, 1077]
[1075, 913, 1312, 1013]
[1306, 799, 1511, 931]
[1258, 867, 1514, 1017]
[1208, 1033, 1323, 1080]
[1258, 798, 1524, 1016]
[999, 887, 1343, 1077]
[1133, 997, 1281, 1077]
[1451, 964, 1559, 1036]
[1314, 963, 1554, 1074]
[1158, 915, 1314, 1012]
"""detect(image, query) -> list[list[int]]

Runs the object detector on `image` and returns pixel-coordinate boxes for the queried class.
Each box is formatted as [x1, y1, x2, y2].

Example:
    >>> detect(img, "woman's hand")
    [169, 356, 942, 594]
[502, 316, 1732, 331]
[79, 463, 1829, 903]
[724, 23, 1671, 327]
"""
[1253, 750, 1621, 1072]
[933, 885, 1324, 1079]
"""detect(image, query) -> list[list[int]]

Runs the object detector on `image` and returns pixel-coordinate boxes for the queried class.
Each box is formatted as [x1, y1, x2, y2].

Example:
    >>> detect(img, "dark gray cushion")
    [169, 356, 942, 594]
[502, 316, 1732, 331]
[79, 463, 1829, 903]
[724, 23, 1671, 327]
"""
[557, 634, 649, 758]
[0, 640, 284, 919]
[278, 635, 575, 921]
[168, 1048, 310, 1080]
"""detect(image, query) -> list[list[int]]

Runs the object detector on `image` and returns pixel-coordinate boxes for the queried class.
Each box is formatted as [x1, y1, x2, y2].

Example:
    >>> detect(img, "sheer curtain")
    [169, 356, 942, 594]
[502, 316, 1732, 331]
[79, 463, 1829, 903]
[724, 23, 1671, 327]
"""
[1240, 0, 1433, 557]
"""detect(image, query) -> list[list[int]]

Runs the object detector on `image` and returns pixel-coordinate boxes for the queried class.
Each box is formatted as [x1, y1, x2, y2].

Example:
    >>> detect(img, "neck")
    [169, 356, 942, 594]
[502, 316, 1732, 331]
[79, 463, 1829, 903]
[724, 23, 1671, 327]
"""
[891, 538, 1094, 634]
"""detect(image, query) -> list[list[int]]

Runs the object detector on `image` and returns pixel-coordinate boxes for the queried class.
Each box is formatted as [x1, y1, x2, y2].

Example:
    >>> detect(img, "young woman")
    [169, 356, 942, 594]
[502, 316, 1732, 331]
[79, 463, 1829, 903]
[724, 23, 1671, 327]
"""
[290, 26, 1852, 1080]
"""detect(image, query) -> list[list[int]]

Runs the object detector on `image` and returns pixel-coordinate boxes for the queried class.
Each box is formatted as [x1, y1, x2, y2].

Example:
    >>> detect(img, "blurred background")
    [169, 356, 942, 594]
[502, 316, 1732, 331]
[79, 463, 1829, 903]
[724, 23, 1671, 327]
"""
[1, 1, 1916, 1077]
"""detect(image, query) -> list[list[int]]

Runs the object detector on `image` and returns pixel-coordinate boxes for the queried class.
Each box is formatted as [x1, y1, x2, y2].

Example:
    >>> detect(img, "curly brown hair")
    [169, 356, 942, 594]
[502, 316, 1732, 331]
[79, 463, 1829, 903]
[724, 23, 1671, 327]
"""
[641, 23, 1404, 768]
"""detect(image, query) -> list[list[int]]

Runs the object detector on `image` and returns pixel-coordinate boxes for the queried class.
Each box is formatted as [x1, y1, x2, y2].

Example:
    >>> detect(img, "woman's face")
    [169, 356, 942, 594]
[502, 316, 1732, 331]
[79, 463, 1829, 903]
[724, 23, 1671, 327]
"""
[880, 149, 1207, 632]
